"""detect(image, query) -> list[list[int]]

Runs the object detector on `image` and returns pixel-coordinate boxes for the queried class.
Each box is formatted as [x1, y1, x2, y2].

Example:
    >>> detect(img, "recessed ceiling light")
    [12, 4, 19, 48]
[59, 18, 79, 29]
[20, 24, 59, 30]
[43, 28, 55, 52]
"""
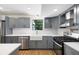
[0, 7, 3, 10]
[27, 8, 31, 10]
[53, 9, 58, 12]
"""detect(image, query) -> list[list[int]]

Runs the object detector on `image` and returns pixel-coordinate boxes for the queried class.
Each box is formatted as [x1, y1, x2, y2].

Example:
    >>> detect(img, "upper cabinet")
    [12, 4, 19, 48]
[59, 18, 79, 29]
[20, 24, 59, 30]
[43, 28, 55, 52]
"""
[15, 17, 30, 28]
[76, 5, 79, 25]
[44, 16, 59, 29]
[59, 5, 79, 28]
[6, 17, 30, 28]
[44, 18, 52, 28]
[60, 14, 67, 26]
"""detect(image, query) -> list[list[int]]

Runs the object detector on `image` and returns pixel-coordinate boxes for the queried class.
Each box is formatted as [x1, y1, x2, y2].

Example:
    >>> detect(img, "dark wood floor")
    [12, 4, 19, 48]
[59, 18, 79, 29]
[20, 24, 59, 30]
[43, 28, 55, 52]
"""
[17, 50, 56, 55]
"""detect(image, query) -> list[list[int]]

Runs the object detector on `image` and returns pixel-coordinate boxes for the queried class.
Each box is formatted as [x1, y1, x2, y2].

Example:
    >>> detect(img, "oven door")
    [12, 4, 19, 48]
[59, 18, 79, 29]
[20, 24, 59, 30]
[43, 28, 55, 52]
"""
[53, 40, 62, 55]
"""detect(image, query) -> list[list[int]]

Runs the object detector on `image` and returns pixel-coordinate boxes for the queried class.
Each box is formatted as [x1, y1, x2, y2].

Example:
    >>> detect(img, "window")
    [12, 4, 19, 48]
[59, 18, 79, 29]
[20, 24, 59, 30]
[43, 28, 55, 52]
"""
[32, 19, 43, 30]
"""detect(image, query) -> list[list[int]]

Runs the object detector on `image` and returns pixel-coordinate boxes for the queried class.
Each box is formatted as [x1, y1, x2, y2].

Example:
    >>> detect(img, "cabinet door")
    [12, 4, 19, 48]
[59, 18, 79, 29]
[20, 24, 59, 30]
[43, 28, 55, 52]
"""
[36, 40, 46, 49]
[45, 19, 52, 28]
[8, 17, 16, 28]
[11, 36, 18, 43]
[77, 5, 79, 27]
[42, 36, 53, 49]
[60, 15, 66, 25]
[22, 18, 30, 28]
[15, 17, 30, 28]
[29, 40, 36, 49]
[5, 36, 12, 43]
[64, 44, 79, 55]
[71, 48, 79, 55]
[64, 44, 73, 55]
[6, 17, 13, 34]
[5, 36, 18, 43]
[47, 36, 53, 49]
[15, 19, 21, 28]
[42, 37, 48, 49]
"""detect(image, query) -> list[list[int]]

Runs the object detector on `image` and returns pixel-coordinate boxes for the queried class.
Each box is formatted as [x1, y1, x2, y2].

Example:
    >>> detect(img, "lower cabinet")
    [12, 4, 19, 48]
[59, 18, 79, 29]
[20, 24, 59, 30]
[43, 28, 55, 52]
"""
[5, 36, 29, 49]
[5, 36, 53, 49]
[29, 40, 47, 49]
[29, 36, 53, 49]
[29, 40, 44, 49]
[64, 44, 79, 55]
[5, 36, 18, 43]
[37, 40, 47, 49]
[29, 40, 36, 49]
[47, 36, 53, 49]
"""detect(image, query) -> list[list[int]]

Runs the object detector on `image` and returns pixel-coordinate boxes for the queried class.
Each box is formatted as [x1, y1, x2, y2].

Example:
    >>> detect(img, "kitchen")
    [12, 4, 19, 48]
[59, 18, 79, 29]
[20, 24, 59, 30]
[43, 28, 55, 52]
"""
[0, 4, 79, 55]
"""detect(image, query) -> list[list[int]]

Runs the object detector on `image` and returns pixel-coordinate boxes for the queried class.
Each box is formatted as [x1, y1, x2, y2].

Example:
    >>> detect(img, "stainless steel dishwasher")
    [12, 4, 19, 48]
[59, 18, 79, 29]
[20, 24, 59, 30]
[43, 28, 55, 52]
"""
[19, 36, 29, 49]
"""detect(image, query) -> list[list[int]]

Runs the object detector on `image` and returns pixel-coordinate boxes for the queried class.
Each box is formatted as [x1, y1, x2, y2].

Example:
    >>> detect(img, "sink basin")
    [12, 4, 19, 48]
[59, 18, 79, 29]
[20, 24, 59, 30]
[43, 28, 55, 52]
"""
[30, 36, 42, 40]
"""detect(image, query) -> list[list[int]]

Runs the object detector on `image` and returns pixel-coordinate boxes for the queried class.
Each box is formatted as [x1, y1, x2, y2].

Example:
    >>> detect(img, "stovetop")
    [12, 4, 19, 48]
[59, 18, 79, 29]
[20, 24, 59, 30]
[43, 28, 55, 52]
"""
[53, 36, 79, 45]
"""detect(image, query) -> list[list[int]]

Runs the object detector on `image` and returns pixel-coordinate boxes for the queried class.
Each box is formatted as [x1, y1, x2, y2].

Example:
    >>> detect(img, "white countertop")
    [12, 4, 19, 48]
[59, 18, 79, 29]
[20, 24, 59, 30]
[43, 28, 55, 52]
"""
[0, 43, 21, 55]
[64, 42, 79, 52]
[65, 33, 79, 39]
[6, 28, 62, 36]
[5, 34, 61, 36]
[66, 34, 79, 39]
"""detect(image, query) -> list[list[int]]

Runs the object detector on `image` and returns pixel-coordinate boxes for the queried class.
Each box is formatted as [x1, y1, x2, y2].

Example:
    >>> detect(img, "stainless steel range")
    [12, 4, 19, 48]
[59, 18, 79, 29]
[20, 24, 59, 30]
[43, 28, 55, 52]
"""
[53, 36, 79, 55]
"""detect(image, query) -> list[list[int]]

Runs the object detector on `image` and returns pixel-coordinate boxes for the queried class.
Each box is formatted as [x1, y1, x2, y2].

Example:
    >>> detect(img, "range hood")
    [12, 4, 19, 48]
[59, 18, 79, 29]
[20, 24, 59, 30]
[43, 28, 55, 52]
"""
[60, 22, 70, 28]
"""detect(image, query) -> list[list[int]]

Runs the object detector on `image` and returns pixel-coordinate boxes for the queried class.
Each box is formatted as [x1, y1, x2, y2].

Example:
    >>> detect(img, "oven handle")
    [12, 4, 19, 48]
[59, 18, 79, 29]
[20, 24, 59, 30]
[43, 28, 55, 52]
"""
[53, 40, 62, 47]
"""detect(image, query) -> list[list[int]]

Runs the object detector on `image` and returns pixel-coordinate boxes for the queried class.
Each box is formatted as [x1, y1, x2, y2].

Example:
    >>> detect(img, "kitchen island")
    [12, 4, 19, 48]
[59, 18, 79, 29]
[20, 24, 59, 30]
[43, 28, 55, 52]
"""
[0, 43, 21, 55]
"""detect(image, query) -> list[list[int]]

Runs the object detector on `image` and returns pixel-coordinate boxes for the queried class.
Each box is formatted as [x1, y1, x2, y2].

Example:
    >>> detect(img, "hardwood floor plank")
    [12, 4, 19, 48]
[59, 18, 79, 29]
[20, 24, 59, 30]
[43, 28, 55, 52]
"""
[17, 50, 56, 55]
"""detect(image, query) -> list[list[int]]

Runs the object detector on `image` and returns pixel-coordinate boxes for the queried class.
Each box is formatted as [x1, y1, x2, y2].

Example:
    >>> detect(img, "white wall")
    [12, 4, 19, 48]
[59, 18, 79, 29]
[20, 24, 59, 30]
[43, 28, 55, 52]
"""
[13, 28, 57, 36]
[12, 16, 61, 36]
[58, 28, 70, 35]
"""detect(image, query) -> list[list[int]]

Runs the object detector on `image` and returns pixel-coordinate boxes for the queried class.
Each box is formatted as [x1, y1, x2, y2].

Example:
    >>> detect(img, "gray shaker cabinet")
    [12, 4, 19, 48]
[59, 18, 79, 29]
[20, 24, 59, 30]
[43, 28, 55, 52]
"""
[29, 40, 36, 49]
[29, 40, 45, 49]
[45, 16, 59, 29]
[29, 36, 53, 49]
[42, 36, 48, 49]
[7, 17, 30, 28]
[5, 36, 12, 43]
[36, 40, 47, 49]
[46, 36, 53, 49]
[5, 17, 13, 34]
[8, 17, 16, 28]
[36, 40, 43, 49]
[64, 44, 79, 55]
[11, 36, 18, 43]
[15, 17, 30, 28]
[5, 36, 18, 43]
[60, 14, 66, 25]
[42, 36, 53, 49]
[29, 40, 47, 49]
[44, 19, 52, 28]
[29, 37, 48, 49]
[76, 5, 79, 25]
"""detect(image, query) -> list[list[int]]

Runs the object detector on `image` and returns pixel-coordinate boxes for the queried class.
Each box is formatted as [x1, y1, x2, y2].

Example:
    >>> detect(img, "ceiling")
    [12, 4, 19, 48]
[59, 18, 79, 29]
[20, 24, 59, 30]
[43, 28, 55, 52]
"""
[41, 4, 73, 17]
[0, 4, 73, 17]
